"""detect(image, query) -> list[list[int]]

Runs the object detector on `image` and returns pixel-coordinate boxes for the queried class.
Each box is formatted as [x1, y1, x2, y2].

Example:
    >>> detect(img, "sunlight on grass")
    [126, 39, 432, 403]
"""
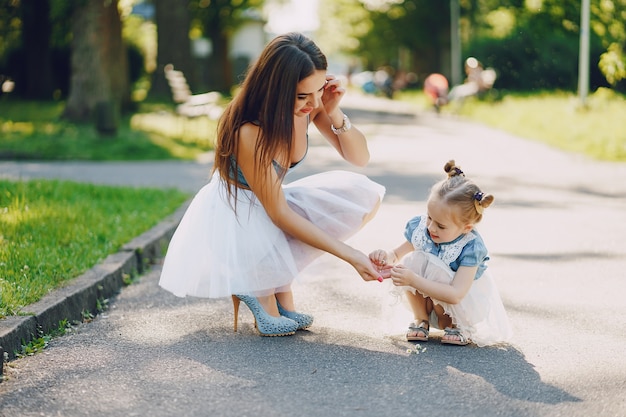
[455, 89, 626, 161]
[1, 121, 35, 135]
[398, 88, 626, 162]
[0, 179, 189, 318]
[131, 111, 217, 149]
[0, 100, 217, 161]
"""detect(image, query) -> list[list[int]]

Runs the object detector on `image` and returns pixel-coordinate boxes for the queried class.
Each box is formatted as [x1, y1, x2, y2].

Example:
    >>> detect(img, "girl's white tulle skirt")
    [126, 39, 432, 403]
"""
[159, 170, 385, 298]
[390, 251, 512, 347]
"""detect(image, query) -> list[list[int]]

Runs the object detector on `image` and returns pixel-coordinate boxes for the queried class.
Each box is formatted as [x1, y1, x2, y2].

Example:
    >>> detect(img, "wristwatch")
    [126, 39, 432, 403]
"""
[331, 114, 352, 135]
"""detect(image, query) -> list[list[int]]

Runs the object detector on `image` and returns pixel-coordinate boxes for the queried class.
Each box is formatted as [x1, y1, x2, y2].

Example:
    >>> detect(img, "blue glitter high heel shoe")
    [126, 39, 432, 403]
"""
[232, 295, 298, 337]
[276, 300, 314, 330]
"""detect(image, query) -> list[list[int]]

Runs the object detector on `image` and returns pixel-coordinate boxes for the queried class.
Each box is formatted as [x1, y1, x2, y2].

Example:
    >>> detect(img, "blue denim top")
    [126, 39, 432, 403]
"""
[404, 214, 489, 279]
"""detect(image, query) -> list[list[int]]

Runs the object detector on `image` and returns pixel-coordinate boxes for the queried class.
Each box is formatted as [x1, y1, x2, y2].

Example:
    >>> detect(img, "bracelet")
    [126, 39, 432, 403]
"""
[331, 114, 352, 135]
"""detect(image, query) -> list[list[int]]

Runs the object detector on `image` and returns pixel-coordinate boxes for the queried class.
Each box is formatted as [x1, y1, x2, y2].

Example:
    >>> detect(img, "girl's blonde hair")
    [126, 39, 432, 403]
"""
[429, 160, 494, 225]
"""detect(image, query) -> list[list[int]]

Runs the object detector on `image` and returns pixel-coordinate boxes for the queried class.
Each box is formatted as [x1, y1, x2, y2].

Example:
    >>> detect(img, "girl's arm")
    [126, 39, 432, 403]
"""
[392, 264, 477, 305]
[237, 123, 382, 282]
[312, 76, 370, 167]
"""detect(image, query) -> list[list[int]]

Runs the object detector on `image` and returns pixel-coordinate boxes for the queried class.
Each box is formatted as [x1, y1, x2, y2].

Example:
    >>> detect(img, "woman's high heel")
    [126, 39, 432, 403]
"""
[276, 300, 314, 330]
[232, 295, 298, 337]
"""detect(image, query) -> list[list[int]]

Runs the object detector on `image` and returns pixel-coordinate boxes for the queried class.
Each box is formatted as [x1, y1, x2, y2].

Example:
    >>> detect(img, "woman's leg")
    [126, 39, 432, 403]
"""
[274, 287, 294, 311]
[256, 294, 280, 316]
[275, 286, 314, 330]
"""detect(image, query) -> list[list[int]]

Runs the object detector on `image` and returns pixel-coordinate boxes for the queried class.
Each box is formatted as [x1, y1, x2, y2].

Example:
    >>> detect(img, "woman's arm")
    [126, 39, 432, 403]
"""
[312, 76, 370, 167]
[237, 123, 382, 282]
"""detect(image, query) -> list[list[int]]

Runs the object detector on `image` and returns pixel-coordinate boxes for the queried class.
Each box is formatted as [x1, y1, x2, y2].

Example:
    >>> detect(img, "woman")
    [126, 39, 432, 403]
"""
[159, 32, 385, 336]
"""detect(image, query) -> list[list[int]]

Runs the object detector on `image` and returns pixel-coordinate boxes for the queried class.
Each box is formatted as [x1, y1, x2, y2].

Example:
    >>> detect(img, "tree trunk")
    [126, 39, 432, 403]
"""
[204, 20, 231, 94]
[21, 0, 54, 99]
[150, 0, 193, 100]
[64, 0, 129, 125]
[102, 0, 130, 111]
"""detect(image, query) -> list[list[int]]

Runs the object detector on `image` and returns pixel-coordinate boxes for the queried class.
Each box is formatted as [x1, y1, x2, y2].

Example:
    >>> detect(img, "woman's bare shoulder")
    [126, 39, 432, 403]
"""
[237, 122, 261, 147]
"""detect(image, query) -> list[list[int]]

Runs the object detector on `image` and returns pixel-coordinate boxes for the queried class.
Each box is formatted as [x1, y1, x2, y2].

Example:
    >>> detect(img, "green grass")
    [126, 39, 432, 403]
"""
[0, 99, 217, 161]
[395, 88, 626, 162]
[0, 179, 189, 318]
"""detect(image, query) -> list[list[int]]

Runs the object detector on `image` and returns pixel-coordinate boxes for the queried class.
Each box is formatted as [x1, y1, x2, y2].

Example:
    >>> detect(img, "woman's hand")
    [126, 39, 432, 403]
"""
[321, 75, 345, 115]
[348, 249, 386, 282]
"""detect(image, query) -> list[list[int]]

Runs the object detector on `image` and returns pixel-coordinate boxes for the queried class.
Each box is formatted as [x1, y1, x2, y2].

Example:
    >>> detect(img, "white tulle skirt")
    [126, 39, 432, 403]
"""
[392, 251, 512, 347]
[159, 170, 385, 298]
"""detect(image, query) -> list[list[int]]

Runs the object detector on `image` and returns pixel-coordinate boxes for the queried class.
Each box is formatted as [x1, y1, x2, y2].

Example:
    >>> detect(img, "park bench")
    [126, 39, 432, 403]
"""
[164, 64, 223, 119]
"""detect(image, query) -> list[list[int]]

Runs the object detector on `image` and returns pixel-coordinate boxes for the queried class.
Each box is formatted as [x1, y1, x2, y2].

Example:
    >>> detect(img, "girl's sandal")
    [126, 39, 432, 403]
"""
[406, 320, 429, 342]
[441, 327, 470, 345]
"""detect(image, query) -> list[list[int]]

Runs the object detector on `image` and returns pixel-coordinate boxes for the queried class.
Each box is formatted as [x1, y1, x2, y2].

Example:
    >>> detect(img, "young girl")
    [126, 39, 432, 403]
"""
[370, 160, 511, 346]
[158, 33, 385, 337]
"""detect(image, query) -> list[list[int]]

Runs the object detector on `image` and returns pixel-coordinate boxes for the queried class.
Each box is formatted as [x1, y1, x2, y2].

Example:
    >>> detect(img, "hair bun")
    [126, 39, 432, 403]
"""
[444, 160, 464, 178]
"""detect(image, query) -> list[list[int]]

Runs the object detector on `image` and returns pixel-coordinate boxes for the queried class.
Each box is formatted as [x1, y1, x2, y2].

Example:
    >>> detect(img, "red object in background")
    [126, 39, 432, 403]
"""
[423, 73, 449, 112]
[424, 73, 448, 101]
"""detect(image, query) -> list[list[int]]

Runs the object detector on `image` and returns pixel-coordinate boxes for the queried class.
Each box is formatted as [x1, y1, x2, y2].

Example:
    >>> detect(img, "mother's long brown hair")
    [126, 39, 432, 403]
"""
[213, 32, 328, 203]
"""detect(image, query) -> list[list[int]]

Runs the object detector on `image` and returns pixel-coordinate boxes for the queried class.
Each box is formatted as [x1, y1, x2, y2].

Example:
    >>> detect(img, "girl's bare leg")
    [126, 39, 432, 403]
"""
[434, 303, 465, 342]
[433, 304, 452, 329]
[405, 291, 430, 338]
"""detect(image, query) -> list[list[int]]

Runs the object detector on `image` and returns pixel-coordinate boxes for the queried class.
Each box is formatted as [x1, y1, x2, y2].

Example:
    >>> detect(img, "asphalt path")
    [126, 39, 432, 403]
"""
[1, 95, 625, 417]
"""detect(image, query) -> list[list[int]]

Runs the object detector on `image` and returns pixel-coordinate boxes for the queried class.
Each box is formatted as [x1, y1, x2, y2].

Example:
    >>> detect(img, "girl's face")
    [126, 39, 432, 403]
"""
[294, 70, 327, 117]
[426, 198, 472, 244]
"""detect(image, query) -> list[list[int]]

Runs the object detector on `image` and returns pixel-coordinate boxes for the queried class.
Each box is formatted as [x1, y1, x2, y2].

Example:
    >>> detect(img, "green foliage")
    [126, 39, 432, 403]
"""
[322, 0, 626, 93]
[599, 43, 626, 85]
[0, 179, 189, 318]
[468, 30, 607, 91]
[335, 0, 450, 71]
[318, 0, 450, 70]
[16, 319, 71, 358]
[190, 0, 265, 30]
[0, 100, 215, 160]
[0, 1, 20, 63]
[465, 1, 623, 91]
[317, 0, 372, 56]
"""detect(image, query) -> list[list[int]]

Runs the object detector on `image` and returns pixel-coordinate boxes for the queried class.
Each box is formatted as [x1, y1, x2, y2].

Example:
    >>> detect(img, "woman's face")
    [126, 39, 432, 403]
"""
[294, 70, 327, 117]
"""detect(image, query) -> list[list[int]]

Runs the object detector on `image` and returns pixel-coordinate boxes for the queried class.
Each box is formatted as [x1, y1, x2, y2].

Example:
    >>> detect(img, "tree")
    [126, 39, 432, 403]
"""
[64, 0, 130, 126]
[150, 0, 194, 99]
[21, 0, 55, 98]
[318, 0, 450, 77]
[190, 0, 264, 93]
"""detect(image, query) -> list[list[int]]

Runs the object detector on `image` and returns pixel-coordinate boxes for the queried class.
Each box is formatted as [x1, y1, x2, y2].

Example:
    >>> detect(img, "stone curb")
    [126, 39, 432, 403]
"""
[0, 200, 190, 376]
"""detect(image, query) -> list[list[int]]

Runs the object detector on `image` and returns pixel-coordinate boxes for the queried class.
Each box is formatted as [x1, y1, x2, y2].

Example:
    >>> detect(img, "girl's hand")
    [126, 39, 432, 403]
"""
[369, 249, 389, 268]
[369, 249, 394, 279]
[321, 75, 345, 114]
[389, 264, 418, 287]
